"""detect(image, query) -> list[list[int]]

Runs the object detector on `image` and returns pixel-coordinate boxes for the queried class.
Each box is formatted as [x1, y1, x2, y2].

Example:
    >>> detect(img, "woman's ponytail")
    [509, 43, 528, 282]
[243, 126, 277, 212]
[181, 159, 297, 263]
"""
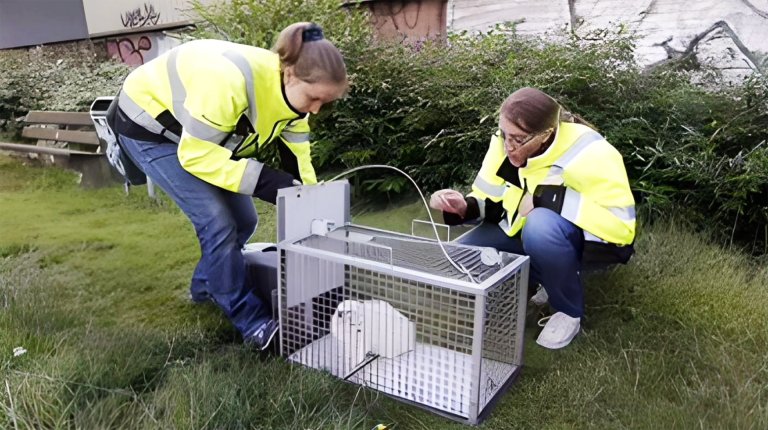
[273, 22, 347, 86]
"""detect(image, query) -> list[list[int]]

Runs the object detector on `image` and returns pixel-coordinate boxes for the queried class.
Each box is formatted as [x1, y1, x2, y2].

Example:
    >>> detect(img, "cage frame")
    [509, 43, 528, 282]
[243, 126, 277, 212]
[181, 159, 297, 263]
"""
[276, 182, 530, 425]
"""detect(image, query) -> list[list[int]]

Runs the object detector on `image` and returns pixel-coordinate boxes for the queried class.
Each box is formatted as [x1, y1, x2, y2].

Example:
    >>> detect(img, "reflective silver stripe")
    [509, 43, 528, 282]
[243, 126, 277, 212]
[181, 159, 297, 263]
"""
[118, 91, 180, 144]
[584, 231, 608, 243]
[554, 130, 604, 169]
[542, 166, 565, 187]
[472, 176, 506, 199]
[498, 217, 512, 235]
[606, 205, 636, 222]
[167, 49, 230, 144]
[221, 50, 258, 126]
[475, 197, 486, 220]
[548, 131, 635, 225]
[561, 187, 582, 223]
[222, 136, 240, 152]
[544, 130, 603, 180]
[238, 159, 264, 194]
[280, 131, 310, 144]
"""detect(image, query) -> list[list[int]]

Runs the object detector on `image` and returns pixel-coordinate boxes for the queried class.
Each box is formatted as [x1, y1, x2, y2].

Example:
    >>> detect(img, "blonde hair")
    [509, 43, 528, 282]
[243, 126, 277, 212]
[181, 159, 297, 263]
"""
[272, 22, 347, 87]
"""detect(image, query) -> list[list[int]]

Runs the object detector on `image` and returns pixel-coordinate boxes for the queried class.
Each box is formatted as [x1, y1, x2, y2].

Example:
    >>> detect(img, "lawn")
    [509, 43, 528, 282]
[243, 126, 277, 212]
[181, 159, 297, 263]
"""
[1, 154, 766, 429]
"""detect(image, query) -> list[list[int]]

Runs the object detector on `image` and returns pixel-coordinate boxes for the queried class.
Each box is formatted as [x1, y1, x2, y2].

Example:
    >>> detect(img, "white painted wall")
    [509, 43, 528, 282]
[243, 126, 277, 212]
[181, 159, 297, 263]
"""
[105, 32, 182, 67]
[82, 0, 214, 37]
[448, 0, 768, 77]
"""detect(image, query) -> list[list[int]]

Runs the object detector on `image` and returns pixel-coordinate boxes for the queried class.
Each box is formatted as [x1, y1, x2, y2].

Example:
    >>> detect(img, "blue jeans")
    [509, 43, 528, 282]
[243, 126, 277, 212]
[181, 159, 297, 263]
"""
[457, 208, 585, 318]
[118, 135, 270, 338]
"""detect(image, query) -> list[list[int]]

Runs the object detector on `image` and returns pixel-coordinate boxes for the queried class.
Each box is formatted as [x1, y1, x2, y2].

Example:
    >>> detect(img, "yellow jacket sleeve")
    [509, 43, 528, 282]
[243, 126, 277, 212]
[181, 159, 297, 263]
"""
[553, 144, 636, 245]
[468, 132, 508, 203]
[174, 68, 264, 194]
[177, 132, 263, 194]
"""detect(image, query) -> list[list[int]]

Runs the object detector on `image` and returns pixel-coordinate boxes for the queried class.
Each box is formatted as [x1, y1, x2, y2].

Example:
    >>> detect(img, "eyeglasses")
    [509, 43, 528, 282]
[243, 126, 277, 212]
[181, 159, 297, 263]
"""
[501, 128, 553, 151]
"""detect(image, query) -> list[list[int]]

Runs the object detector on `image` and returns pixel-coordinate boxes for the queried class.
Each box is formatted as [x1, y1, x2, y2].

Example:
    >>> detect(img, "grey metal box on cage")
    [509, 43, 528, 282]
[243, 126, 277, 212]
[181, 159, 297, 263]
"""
[277, 181, 529, 425]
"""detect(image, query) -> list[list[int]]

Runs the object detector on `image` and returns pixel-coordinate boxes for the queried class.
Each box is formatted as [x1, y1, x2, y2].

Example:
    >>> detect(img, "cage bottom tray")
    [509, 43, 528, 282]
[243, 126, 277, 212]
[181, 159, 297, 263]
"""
[288, 334, 518, 418]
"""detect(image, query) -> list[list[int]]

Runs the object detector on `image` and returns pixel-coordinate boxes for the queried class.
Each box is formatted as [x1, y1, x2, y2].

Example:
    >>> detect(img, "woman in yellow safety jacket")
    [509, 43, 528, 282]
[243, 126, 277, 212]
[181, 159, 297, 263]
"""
[430, 87, 635, 350]
[111, 23, 347, 349]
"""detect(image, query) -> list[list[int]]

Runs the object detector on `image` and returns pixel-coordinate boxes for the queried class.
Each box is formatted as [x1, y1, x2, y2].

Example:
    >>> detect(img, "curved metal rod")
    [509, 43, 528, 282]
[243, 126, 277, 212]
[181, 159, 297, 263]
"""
[329, 165, 476, 283]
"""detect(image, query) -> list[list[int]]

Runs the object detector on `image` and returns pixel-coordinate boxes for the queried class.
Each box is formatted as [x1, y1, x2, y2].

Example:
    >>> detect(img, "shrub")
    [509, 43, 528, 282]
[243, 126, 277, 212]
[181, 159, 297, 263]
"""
[3, 0, 766, 249]
[192, 3, 768, 246]
[189, 0, 372, 57]
[0, 42, 128, 138]
[314, 20, 767, 246]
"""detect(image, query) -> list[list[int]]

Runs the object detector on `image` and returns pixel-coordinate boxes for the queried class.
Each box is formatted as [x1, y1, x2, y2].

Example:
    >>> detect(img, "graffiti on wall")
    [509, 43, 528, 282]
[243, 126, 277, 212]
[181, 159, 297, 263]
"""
[106, 32, 180, 67]
[107, 36, 153, 67]
[361, 0, 446, 40]
[372, 1, 422, 31]
[121, 3, 161, 28]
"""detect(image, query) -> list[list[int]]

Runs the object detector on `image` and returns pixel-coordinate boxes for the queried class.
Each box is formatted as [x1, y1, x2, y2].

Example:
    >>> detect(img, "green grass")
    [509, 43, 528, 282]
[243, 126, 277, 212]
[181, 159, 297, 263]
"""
[1, 154, 767, 429]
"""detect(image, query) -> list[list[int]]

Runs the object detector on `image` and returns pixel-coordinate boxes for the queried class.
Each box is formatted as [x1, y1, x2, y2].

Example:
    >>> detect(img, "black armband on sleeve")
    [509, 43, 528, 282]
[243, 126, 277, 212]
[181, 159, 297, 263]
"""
[533, 184, 567, 214]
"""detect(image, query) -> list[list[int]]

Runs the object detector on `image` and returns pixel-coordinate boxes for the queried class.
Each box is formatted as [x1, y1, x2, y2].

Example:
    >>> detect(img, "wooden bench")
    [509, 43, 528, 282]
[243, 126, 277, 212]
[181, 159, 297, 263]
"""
[0, 110, 123, 189]
[23, 111, 101, 149]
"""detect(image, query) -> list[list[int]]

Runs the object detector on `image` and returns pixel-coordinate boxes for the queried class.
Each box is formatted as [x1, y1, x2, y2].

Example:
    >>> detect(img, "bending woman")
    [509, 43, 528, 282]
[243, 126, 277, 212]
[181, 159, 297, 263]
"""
[112, 23, 347, 349]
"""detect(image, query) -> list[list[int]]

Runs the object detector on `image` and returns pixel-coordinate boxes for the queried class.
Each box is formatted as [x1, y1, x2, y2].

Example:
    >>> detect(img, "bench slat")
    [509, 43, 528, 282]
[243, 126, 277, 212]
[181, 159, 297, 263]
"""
[0, 142, 94, 156]
[25, 111, 93, 126]
[22, 127, 100, 146]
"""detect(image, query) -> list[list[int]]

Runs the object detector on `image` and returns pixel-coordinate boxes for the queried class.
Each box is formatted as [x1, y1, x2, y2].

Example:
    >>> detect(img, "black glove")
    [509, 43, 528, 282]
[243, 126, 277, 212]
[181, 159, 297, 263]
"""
[253, 164, 298, 205]
[442, 197, 482, 226]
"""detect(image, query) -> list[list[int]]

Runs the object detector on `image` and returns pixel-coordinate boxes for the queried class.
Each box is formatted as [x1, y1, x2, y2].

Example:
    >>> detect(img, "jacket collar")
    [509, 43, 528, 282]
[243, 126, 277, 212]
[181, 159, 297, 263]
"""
[523, 122, 570, 170]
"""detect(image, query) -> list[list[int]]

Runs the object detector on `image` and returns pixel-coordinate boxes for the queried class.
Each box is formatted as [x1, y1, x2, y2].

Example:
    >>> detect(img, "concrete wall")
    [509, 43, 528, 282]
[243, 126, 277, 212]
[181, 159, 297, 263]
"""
[448, 0, 768, 77]
[102, 31, 181, 67]
[0, 0, 211, 49]
[82, 0, 203, 37]
[367, 0, 448, 40]
[0, 0, 89, 49]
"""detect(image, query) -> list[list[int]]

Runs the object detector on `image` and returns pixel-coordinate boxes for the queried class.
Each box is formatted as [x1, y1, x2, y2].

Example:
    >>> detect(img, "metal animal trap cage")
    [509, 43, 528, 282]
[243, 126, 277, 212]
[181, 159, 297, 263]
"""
[276, 181, 529, 425]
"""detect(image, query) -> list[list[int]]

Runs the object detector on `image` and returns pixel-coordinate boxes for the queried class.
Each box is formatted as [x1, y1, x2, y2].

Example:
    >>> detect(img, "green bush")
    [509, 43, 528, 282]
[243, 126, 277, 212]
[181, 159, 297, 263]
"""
[3, 0, 766, 248]
[192, 2, 768, 246]
[189, 0, 372, 51]
[0, 50, 35, 136]
[0, 42, 128, 138]
[327, 27, 768, 247]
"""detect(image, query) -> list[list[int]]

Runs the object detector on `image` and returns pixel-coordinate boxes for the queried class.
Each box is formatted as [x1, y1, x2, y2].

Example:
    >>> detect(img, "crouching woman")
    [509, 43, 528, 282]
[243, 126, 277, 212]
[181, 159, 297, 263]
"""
[430, 87, 636, 349]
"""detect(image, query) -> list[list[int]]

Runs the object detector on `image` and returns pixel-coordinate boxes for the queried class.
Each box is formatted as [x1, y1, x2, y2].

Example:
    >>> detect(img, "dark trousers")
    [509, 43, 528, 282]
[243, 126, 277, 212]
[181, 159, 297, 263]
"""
[119, 135, 270, 338]
[457, 208, 586, 318]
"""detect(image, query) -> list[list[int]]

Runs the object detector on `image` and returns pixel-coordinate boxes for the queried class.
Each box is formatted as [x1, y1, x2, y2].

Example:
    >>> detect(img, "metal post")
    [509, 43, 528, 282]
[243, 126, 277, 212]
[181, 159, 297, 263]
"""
[515, 259, 530, 367]
[468, 293, 487, 424]
[147, 176, 157, 199]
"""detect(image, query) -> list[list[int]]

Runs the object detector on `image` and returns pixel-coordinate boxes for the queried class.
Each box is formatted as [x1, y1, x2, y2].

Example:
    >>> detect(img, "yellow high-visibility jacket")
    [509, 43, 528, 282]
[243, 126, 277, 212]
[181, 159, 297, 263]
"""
[468, 122, 635, 246]
[118, 39, 316, 195]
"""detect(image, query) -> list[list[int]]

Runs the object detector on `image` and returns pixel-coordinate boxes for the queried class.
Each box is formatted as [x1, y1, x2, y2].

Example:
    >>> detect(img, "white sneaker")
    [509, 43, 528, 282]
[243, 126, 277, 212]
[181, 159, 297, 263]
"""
[536, 312, 581, 349]
[529, 285, 549, 306]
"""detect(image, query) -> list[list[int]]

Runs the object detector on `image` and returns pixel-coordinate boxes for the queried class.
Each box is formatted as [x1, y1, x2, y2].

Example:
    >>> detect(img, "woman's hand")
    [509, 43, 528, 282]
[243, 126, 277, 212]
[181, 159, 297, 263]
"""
[429, 189, 467, 218]
[519, 192, 534, 217]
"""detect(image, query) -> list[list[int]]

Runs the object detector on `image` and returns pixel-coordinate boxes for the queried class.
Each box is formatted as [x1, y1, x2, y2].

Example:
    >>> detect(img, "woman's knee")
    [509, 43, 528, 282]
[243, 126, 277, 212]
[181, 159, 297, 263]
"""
[236, 211, 258, 245]
[522, 208, 580, 255]
[196, 207, 239, 250]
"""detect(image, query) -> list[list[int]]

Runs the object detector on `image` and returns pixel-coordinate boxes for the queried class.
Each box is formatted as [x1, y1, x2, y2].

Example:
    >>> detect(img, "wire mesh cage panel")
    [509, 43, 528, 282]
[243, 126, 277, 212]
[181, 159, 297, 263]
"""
[279, 225, 529, 425]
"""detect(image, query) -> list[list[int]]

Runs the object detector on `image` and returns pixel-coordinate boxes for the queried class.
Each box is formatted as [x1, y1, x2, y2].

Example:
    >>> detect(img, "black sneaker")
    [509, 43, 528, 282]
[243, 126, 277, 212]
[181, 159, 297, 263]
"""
[246, 319, 280, 351]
